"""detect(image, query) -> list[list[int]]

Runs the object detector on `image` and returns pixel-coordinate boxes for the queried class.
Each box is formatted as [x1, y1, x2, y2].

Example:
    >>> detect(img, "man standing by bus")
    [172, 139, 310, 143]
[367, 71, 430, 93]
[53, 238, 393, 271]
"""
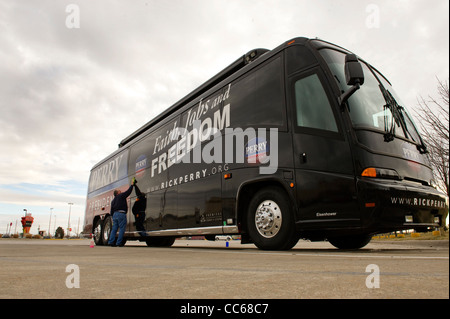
[108, 178, 136, 247]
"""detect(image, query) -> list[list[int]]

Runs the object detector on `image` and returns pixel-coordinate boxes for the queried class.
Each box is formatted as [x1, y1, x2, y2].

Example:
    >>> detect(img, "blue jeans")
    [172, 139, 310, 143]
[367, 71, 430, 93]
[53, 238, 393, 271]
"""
[108, 212, 127, 246]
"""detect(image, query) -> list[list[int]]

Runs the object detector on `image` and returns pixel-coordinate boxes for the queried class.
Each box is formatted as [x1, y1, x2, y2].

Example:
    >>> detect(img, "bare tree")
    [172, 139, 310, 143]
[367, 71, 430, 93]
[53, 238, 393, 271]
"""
[414, 78, 449, 198]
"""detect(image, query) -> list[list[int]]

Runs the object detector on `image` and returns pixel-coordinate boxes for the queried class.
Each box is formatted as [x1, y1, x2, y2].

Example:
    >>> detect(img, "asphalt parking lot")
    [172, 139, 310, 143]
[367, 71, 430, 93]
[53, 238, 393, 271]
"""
[0, 238, 448, 300]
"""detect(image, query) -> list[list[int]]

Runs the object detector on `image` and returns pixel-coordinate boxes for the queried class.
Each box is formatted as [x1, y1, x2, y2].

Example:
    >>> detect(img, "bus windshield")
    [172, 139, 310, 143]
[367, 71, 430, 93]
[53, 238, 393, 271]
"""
[320, 49, 424, 148]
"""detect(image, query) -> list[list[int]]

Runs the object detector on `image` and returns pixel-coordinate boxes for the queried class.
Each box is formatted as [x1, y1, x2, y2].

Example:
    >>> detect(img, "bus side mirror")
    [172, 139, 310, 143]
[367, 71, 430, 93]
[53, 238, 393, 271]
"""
[338, 54, 365, 107]
[345, 54, 364, 86]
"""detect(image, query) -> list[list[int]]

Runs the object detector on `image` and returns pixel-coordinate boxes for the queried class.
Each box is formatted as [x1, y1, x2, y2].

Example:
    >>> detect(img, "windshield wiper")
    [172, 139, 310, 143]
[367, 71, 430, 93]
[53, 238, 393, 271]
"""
[379, 84, 403, 142]
[378, 84, 428, 153]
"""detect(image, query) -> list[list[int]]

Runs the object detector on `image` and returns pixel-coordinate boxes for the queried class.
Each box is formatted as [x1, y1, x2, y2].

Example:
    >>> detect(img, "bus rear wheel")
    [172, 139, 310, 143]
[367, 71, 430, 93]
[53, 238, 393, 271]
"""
[93, 216, 115, 246]
[93, 218, 105, 246]
[101, 216, 113, 245]
[247, 187, 298, 250]
[328, 234, 372, 250]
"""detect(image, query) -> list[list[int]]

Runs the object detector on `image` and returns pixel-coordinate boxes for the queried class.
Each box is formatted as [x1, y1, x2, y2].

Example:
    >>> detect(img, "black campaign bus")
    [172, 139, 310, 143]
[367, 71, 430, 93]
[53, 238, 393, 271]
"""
[83, 37, 448, 250]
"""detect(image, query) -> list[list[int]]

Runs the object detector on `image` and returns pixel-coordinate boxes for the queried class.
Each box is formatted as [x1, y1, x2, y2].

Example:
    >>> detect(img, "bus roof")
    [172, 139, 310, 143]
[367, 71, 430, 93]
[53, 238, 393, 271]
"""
[114, 37, 325, 150]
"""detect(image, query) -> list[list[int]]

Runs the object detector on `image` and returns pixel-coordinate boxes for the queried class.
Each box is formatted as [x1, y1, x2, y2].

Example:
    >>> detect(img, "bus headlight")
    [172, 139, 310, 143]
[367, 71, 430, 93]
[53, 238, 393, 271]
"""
[430, 179, 438, 189]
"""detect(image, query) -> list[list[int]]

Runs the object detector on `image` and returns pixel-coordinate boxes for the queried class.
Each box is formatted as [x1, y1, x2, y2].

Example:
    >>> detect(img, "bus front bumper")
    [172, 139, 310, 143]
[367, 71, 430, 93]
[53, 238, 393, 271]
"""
[357, 178, 449, 232]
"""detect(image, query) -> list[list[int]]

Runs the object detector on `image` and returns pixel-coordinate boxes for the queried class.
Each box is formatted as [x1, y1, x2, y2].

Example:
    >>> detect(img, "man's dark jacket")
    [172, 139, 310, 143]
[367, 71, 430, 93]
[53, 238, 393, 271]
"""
[132, 184, 147, 215]
[110, 185, 134, 213]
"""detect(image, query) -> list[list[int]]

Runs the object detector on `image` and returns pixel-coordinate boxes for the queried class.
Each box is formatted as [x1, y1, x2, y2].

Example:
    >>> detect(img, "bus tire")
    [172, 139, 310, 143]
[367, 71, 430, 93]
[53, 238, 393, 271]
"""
[328, 234, 372, 250]
[101, 216, 113, 246]
[145, 237, 175, 247]
[93, 218, 105, 246]
[247, 187, 298, 250]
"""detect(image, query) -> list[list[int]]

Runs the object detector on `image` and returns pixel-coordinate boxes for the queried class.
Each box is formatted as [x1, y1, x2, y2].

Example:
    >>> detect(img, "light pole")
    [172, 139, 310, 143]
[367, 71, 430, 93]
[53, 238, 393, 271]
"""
[53, 212, 57, 236]
[67, 203, 73, 238]
[22, 209, 27, 238]
[48, 208, 53, 238]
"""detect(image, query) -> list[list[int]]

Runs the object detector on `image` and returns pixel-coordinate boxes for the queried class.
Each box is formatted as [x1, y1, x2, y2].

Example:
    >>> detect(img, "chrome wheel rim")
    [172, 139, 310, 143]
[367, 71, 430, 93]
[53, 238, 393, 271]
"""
[93, 222, 102, 243]
[102, 219, 111, 243]
[255, 200, 282, 238]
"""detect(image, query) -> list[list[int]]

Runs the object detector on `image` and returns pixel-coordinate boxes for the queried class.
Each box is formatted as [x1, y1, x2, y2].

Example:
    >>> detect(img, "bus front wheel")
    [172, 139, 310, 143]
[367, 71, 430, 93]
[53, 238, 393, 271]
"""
[247, 187, 298, 250]
[145, 237, 176, 247]
[328, 234, 372, 250]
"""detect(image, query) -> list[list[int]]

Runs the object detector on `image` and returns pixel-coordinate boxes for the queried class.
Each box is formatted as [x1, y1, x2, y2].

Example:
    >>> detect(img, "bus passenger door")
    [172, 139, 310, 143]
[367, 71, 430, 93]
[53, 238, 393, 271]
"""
[289, 69, 359, 228]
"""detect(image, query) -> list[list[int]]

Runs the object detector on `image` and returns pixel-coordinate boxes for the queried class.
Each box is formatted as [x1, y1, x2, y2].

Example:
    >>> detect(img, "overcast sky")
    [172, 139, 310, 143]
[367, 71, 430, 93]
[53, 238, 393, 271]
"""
[0, 0, 448, 235]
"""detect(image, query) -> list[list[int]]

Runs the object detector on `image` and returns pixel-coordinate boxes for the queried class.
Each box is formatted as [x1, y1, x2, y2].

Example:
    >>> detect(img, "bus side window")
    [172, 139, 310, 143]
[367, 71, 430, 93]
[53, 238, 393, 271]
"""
[228, 56, 285, 129]
[294, 73, 338, 133]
